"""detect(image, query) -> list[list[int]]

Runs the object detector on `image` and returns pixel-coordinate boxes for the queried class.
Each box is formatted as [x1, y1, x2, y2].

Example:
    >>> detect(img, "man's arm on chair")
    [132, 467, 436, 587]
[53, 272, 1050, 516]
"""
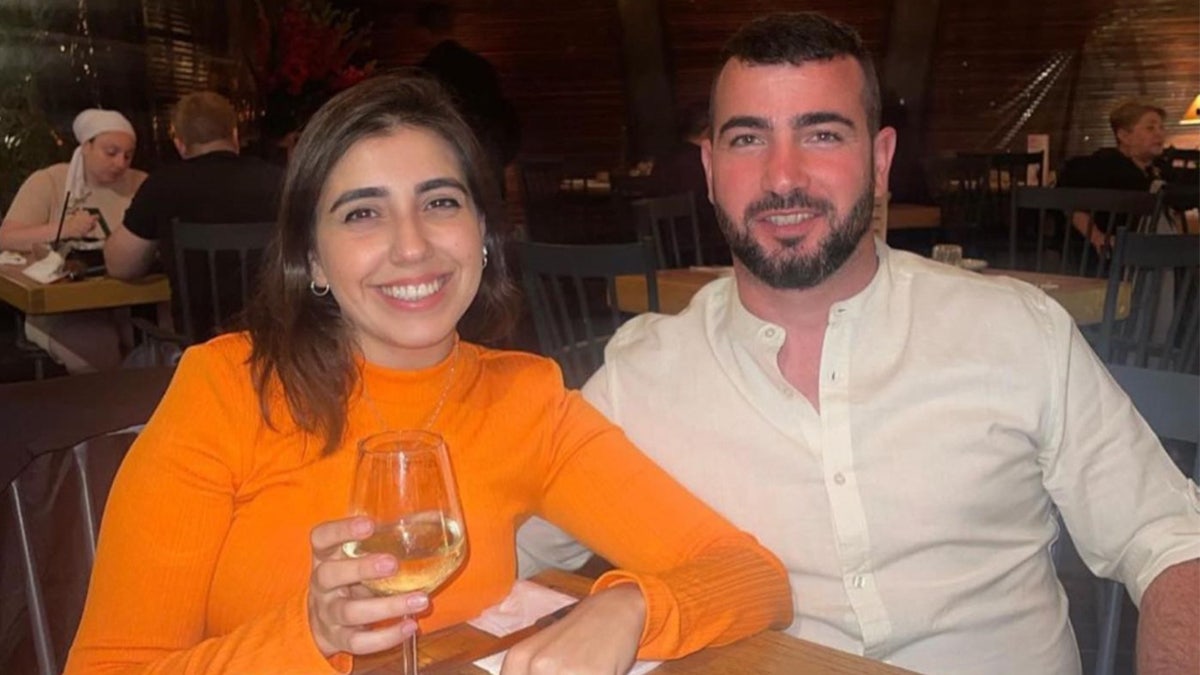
[103, 224, 157, 280]
[1137, 558, 1200, 674]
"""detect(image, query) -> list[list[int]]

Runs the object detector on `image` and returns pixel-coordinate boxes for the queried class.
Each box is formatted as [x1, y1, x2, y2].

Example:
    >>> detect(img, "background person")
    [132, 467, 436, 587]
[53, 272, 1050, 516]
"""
[65, 74, 791, 674]
[0, 108, 146, 373]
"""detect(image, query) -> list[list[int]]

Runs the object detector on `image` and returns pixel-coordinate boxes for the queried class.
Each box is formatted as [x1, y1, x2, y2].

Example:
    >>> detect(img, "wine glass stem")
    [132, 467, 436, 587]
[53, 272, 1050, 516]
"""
[401, 616, 419, 675]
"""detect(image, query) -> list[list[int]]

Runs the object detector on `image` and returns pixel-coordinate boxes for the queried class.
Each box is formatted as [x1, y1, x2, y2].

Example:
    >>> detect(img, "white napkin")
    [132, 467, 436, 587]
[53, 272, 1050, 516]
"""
[468, 580, 577, 636]
[467, 580, 661, 674]
[21, 250, 66, 284]
[473, 650, 661, 675]
[0, 251, 28, 266]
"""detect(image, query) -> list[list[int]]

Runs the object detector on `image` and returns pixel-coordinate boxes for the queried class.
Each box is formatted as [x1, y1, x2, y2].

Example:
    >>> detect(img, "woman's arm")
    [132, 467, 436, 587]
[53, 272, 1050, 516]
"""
[63, 344, 344, 675]
[0, 169, 98, 250]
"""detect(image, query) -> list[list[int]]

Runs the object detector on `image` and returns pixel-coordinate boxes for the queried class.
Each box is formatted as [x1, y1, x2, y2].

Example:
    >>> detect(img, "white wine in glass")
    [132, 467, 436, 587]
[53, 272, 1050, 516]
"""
[343, 430, 466, 673]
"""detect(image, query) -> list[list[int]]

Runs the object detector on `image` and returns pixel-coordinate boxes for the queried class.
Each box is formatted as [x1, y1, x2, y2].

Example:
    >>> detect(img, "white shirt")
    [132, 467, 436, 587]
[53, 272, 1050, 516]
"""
[517, 243, 1200, 675]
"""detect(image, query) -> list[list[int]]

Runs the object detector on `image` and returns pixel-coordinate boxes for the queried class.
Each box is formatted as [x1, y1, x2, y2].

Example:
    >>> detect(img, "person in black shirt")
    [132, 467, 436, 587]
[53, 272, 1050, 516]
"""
[1057, 100, 1166, 249]
[415, 2, 520, 192]
[104, 91, 283, 280]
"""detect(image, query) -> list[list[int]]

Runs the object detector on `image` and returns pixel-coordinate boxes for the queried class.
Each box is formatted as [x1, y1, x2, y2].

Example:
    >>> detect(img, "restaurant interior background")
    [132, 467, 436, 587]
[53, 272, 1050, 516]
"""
[2, 0, 1197, 220]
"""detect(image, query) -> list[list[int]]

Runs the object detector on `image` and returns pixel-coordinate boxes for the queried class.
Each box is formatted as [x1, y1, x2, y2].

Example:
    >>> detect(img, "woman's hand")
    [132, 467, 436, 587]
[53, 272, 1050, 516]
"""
[500, 584, 647, 675]
[62, 210, 99, 239]
[307, 516, 430, 658]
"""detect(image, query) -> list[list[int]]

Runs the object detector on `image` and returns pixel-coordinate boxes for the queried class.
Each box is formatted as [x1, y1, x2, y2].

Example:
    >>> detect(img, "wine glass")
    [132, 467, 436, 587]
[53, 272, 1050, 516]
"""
[343, 430, 467, 674]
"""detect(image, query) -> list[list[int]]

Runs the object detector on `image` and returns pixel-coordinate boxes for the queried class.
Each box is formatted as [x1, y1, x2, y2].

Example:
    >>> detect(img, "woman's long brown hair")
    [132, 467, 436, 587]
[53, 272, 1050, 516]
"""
[243, 72, 518, 455]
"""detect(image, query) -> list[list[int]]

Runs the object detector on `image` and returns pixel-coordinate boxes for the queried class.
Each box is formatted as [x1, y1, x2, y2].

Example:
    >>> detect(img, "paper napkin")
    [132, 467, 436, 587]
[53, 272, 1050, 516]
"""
[467, 580, 660, 674]
[0, 251, 27, 266]
[21, 250, 66, 284]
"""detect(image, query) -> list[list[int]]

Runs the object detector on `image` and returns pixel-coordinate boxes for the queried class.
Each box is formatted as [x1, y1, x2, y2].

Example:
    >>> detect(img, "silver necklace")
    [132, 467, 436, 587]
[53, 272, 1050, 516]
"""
[362, 341, 460, 433]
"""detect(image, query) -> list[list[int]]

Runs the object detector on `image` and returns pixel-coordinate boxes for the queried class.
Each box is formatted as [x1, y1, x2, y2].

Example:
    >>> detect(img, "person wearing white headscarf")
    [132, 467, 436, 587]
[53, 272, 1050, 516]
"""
[1, 109, 147, 374]
[1, 108, 146, 252]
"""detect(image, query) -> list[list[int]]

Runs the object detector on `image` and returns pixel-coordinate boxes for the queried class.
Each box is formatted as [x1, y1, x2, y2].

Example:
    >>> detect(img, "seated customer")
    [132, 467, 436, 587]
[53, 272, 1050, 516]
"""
[1, 108, 146, 373]
[104, 91, 283, 281]
[1058, 100, 1169, 248]
[65, 74, 791, 674]
[520, 13, 1199, 674]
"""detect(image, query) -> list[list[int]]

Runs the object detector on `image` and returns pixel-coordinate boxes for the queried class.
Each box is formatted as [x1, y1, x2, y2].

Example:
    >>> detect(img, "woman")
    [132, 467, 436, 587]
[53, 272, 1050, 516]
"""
[65, 74, 791, 674]
[1, 108, 144, 251]
[0, 109, 145, 373]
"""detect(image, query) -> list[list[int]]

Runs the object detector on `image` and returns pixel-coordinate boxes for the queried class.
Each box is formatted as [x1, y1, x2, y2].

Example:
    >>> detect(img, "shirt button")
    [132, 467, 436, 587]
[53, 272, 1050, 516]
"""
[852, 574, 866, 588]
[763, 327, 778, 339]
[834, 472, 846, 485]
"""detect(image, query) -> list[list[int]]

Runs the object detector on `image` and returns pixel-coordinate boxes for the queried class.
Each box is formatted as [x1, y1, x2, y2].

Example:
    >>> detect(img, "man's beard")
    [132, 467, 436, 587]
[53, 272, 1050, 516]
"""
[714, 173, 876, 290]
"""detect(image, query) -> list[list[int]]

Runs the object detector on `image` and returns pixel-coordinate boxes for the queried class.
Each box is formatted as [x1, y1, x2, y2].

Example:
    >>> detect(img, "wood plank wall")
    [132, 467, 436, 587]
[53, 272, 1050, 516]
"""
[355, 0, 1197, 183]
[928, 0, 1199, 171]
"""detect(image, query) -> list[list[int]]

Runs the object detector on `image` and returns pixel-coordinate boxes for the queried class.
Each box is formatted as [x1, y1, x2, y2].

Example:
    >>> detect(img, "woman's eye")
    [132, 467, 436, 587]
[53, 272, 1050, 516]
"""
[427, 197, 461, 210]
[344, 207, 376, 222]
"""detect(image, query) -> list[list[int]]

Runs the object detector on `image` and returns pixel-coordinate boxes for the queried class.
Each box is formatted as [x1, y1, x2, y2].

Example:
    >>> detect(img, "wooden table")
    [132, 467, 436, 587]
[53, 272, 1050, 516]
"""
[355, 569, 914, 674]
[0, 263, 170, 314]
[981, 269, 1130, 326]
[886, 203, 941, 232]
[615, 267, 1129, 326]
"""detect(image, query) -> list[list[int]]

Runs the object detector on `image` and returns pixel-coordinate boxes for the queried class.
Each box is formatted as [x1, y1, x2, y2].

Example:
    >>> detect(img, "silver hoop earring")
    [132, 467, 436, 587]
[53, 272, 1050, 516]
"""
[482, 245, 489, 269]
[309, 280, 331, 297]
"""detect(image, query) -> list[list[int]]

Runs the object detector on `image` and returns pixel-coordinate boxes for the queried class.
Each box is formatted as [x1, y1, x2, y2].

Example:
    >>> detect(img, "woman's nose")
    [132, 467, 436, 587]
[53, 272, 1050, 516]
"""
[388, 216, 432, 263]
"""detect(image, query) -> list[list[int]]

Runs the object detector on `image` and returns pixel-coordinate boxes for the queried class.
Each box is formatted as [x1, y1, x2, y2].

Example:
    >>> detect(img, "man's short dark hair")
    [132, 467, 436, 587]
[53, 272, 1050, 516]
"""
[717, 12, 881, 135]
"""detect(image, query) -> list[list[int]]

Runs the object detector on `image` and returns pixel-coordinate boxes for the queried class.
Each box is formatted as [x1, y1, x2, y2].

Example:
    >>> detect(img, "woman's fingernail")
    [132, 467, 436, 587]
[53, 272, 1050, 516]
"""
[407, 594, 429, 611]
[375, 557, 397, 574]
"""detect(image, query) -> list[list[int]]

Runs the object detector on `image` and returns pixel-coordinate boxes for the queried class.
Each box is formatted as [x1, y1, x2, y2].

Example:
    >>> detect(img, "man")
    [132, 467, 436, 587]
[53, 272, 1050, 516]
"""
[518, 13, 1199, 674]
[1058, 101, 1169, 249]
[104, 92, 282, 341]
[104, 91, 282, 282]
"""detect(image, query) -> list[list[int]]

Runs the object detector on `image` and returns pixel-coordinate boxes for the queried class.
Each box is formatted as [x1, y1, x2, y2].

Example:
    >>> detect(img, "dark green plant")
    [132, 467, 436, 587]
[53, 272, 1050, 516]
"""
[0, 72, 70, 209]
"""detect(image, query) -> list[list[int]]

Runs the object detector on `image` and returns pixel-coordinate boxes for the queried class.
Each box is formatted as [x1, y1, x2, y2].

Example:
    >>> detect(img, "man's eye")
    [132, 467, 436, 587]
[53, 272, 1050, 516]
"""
[810, 130, 843, 144]
[728, 134, 761, 148]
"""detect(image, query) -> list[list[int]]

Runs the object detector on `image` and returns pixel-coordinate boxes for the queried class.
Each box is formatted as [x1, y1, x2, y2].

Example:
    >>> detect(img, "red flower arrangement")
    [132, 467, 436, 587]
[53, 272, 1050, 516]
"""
[251, 0, 374, 138]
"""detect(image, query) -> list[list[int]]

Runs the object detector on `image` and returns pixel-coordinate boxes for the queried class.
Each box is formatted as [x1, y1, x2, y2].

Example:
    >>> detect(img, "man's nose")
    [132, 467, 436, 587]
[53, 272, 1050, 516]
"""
[761, 142, 811, 196]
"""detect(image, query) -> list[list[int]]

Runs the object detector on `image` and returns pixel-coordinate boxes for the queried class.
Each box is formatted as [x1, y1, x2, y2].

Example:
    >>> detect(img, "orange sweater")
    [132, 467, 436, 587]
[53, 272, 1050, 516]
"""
[65, 334, 791, 674]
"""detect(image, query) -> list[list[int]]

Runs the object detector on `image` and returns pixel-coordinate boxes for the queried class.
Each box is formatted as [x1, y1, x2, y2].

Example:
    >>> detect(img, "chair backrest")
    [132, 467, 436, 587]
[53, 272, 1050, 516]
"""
[517, 156, 566, 240]
[1108, 364, 1200, 482]
[1009, 186, 1160, 277]
[0, 367, 173, 675]
[517, 240, 659, 388]
[170, 220, 274, 343]
[928, 154, 992, 235]
[1162, 147, 1199, 170]
[1099, 228, 1199, 373]
[631, 192, 703, 268]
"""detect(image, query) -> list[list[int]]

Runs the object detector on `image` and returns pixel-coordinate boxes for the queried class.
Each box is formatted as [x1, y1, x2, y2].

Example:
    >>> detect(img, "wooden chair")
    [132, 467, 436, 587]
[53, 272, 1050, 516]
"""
[927, 155, 992, 254]
[1009, 187, 1160, 277]
[631, 192, 703, 268]
[1098, 228, 1199, 373]
[0, 367, 173, 674]
[517, 156, 566, 242]
[517, 240, 658, 388]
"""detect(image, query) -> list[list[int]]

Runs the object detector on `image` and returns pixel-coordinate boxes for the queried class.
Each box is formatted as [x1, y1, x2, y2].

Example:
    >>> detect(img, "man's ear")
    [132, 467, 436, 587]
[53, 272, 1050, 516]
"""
[701, 137, 715, 205]
[872, 127, 898, 199]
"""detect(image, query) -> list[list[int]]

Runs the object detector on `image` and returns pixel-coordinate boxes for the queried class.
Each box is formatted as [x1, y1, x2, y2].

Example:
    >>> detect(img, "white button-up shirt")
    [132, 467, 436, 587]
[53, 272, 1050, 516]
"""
[517, 243, 1200, 675]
